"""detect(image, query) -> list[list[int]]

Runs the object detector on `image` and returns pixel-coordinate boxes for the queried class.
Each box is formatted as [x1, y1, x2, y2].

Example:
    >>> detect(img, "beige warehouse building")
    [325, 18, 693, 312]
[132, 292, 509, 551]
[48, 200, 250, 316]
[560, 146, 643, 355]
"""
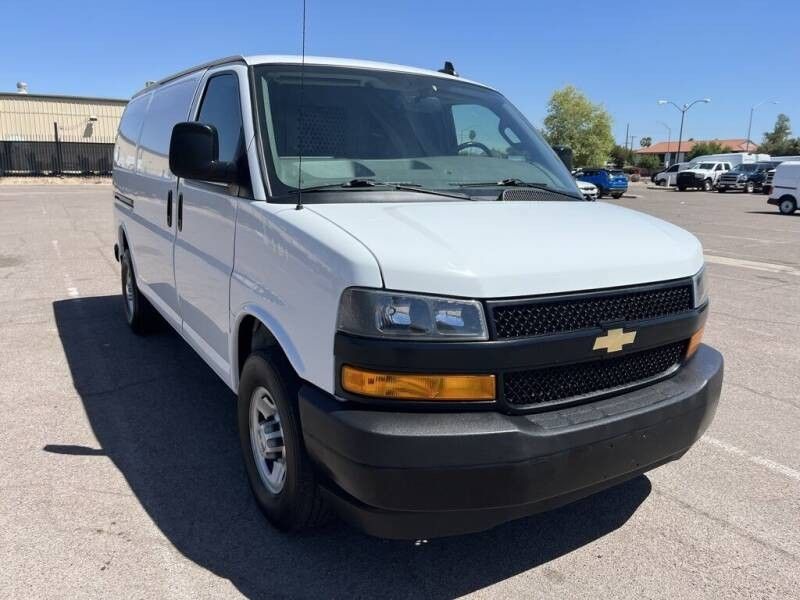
[0, 83, 127, 175]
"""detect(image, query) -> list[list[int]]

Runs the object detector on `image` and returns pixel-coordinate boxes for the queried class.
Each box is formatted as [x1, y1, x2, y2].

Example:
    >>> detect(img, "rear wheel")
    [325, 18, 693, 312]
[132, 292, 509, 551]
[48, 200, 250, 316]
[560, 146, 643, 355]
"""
[120, 248, 156, 334]
[779, 196, 797, 215]
[717, 188, 727, 193]
[238, 350, 329, 532]
[611, 193, 623, 199]
[678, 185, 687, 191]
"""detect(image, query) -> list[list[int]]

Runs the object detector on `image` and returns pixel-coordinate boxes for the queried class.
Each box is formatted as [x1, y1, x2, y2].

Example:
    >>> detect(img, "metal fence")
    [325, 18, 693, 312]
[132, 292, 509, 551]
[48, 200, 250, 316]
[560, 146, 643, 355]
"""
[0, 133, 115, 176]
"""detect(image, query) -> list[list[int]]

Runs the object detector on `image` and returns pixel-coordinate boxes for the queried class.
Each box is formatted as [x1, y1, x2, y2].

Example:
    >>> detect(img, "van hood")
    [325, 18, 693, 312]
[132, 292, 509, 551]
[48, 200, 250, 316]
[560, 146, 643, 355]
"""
[308, 201, 703, 298]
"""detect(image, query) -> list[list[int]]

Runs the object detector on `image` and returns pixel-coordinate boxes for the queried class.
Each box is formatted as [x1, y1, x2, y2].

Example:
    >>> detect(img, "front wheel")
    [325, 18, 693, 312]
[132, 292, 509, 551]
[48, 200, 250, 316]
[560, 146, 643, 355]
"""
[238, 350, 329, 532]
[678, 185, 687, 191]
[717, 188, 727, 193]
[745, 181, 755, 193]
[703, 179, 713, 192]
[779, 196, 797, 215]
[611, 193, 623, 199]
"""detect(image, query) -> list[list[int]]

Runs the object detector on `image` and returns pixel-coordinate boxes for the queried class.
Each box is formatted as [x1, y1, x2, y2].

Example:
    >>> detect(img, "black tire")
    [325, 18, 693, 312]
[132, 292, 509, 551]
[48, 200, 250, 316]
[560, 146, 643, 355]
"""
[656, 179, 666, 187]
[238, 350, 329, 532]
[745, 181, 754, 193]
[678, 185, 686, 192]
[717, 188, 727, 193]
[703, 179, 713, 192]
[596, 189, 604, 199]
[120, 248, 156, 334]
[778, 196, 797, 215]
[611, 193, 623, 199]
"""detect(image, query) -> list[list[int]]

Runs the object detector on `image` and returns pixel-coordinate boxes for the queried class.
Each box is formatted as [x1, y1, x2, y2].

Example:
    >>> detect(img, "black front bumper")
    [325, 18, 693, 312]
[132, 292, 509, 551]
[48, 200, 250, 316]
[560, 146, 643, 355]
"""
[300, 345, 723, 539]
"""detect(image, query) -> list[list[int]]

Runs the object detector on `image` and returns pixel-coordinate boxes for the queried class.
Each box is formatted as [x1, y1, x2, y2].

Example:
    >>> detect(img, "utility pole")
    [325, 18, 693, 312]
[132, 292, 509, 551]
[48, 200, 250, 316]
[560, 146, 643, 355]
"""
[658, 121, 671, 166]
[624, 123, 630, 152]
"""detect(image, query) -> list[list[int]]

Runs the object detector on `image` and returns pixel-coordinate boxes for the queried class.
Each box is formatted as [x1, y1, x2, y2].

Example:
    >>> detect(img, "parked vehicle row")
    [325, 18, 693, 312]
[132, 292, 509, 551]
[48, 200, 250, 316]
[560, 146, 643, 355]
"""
[650, 154, 798, 215]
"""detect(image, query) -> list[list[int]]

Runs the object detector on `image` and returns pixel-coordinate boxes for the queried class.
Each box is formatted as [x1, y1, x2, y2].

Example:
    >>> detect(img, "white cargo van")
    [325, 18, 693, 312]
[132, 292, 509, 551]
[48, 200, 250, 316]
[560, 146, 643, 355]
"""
[112, 55, 722, 539]
[767, 161, 800, 214]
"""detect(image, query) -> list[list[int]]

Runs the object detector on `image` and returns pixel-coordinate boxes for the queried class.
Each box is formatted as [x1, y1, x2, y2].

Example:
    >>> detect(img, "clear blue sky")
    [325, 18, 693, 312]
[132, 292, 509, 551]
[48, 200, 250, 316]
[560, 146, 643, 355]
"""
[2, 0, 798, 147]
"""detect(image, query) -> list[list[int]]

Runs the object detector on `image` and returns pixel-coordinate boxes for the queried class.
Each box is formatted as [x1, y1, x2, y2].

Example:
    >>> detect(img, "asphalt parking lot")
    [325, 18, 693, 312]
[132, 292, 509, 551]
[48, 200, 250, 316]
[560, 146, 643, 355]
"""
[1, 182, 798, 599]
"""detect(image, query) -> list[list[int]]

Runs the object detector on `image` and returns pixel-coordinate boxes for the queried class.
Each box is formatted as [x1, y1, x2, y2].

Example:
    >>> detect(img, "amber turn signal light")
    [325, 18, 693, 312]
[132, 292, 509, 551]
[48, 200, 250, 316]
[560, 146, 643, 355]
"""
[341, 366, 496, 401]
[687, 326, 705, 358]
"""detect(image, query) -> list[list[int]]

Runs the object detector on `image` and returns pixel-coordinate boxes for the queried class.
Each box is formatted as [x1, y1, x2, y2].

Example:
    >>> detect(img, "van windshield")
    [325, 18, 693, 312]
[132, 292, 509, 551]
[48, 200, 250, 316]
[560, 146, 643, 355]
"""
[253, 64, 579, 200]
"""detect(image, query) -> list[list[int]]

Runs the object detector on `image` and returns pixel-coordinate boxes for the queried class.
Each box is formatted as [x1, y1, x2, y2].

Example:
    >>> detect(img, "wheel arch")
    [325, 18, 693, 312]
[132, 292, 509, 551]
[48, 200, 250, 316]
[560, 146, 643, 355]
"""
[232, 306, 306, 392]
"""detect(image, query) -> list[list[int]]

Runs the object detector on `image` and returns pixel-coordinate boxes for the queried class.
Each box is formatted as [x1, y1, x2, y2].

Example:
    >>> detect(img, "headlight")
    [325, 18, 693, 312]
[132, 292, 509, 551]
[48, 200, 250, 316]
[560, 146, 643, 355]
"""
[692, 267, 708, 307]
[337, 288, 488, 341]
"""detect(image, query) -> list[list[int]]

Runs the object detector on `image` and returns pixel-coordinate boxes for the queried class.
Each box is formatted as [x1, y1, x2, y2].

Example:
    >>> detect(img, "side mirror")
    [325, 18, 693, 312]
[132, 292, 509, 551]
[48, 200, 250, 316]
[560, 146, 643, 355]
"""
[169, 122, 236, 183]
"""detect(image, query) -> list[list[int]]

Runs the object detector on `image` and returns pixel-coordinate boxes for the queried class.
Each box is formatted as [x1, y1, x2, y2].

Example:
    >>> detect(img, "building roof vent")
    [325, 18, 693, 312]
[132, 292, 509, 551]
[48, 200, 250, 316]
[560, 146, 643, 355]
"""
[16, 81, 28, 94]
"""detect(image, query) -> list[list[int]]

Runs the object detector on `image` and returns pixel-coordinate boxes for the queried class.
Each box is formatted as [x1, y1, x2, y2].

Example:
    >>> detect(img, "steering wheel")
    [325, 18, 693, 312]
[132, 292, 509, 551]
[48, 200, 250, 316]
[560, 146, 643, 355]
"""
[457, 141, 493, 156]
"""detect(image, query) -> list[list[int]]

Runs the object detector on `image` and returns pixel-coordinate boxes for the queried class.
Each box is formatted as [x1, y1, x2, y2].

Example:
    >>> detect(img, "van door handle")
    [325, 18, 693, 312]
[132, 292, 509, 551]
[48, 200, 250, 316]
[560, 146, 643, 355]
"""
[177, 193, 183, 231]
[166, 190, 173, 227]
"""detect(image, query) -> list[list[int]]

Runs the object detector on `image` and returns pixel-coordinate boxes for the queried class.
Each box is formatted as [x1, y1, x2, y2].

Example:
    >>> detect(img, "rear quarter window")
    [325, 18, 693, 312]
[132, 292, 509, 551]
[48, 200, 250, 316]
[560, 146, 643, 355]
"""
[114, 95, 148, 171]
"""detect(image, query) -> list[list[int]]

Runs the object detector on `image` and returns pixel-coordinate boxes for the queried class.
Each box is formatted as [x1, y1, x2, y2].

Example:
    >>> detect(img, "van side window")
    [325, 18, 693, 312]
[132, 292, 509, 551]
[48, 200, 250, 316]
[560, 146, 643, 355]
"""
[139, 78, 199, 178]
[115, 95, 148, 171]
[197, 74, 244, 164]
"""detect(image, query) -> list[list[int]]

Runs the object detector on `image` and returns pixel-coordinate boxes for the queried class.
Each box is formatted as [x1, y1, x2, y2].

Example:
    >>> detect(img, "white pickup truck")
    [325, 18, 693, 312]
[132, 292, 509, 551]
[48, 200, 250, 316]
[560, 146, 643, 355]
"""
[112, 55, 722, 539]
[676, 161, 732, 191]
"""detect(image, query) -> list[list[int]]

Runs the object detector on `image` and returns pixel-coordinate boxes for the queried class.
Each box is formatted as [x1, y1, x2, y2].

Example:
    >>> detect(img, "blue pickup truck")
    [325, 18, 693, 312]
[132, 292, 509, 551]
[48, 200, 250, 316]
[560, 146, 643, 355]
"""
[576, 168, 629, 199]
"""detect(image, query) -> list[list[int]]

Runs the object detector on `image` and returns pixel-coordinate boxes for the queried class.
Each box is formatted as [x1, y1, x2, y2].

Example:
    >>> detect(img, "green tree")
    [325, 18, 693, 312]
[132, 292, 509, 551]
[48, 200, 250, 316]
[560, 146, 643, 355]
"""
[610, 144, 633, 167]
[637, 154, 662, 170]
[759, 114, 800, 156]
[543, 86, 614, 167]
[687, 140, 734, 160]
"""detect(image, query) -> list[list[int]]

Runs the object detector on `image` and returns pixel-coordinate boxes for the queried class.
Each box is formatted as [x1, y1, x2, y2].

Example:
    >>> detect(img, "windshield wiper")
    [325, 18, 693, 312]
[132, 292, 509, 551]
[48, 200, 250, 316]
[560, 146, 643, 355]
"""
[289, 178, 470, 200]
[456, 178, 547, 188]
[288, 178, 384, 192]
[455, 178, 583, 200]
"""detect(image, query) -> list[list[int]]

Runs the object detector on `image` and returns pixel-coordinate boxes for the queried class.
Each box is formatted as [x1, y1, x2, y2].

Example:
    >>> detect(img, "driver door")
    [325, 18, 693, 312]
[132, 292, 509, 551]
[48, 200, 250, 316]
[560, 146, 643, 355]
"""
[173, 68, 248, 380]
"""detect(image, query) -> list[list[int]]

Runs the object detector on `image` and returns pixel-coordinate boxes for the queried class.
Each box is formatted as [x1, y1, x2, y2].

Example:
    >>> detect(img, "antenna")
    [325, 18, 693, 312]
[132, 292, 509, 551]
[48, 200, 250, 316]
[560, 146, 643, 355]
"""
[295, 0, 307, 210]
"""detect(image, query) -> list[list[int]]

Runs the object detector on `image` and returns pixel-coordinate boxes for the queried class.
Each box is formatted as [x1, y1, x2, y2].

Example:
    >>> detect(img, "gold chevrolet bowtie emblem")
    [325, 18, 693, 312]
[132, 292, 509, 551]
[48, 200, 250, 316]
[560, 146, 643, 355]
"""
[593, 328, 637, 353]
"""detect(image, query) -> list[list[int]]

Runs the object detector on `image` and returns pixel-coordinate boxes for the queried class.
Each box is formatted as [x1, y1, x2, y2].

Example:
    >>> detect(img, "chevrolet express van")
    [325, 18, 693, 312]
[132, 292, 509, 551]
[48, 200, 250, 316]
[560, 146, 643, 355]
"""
[112, 55, 723, 539]
[767, 161, 800, 214]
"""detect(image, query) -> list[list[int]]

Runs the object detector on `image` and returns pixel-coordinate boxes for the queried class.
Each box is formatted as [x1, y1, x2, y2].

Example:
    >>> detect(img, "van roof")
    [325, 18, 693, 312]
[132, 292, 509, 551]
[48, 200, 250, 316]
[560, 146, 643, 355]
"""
[132, 54, 492, 98]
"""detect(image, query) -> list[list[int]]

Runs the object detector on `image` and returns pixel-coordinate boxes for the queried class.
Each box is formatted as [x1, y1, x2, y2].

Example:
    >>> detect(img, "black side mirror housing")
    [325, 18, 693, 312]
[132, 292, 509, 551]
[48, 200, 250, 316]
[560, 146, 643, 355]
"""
[169, 122, 236, 183]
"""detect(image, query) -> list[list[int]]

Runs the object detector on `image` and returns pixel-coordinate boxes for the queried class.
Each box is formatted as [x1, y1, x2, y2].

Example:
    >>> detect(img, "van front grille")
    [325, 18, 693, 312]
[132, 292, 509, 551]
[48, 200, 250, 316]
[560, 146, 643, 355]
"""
[491, 282, 693, 339]
[504, 341, 687, 406]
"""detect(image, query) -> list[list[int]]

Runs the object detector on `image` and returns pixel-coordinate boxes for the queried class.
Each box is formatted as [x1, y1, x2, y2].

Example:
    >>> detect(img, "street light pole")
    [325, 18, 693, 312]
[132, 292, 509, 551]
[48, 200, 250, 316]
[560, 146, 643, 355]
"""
[658, 121, 671, 166]
[657, 98, 711, 165]
[746, 99, 778, 153]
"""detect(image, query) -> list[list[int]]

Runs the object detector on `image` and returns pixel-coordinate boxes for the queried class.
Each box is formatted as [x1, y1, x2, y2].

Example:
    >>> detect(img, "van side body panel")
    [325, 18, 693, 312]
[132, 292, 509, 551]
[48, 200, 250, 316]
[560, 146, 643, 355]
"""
[229, 201, 383, 393]
[114, 73, 206, 327]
